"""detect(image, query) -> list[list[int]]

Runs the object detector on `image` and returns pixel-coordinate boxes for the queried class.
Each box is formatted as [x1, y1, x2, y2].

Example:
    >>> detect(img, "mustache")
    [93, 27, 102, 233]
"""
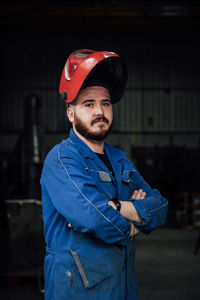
[91, 116, 109, 125]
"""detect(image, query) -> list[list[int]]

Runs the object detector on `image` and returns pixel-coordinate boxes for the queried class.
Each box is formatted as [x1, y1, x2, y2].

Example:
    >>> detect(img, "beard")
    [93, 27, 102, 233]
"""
[74, 114, 113, 141]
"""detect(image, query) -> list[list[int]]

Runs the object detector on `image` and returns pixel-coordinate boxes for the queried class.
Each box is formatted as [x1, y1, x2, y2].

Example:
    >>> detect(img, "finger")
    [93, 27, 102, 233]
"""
[108, 201, 117, 210]
[141, 191, 146, 198]
[131, 190, 137, 199]
[135, 189, 144, 199]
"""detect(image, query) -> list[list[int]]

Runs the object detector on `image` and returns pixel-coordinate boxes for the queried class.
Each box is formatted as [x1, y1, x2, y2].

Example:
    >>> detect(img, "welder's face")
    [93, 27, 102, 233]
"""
[67, 86, 113, 141]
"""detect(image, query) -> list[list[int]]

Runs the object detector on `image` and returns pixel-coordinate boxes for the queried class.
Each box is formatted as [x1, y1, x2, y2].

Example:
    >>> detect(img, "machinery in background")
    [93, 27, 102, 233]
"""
[10, 94, 44, 200]
[0, 95, 46, 279]
[132, 144, 200, 229]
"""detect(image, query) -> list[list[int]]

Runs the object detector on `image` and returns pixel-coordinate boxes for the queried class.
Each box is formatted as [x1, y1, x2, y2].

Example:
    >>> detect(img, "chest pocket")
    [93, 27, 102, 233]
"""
[85, 168, 116, 200]
[120, 170, 138, 200]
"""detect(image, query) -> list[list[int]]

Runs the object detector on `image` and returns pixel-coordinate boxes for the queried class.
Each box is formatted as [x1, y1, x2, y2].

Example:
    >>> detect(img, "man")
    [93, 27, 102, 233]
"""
[40, 49, 168, 300]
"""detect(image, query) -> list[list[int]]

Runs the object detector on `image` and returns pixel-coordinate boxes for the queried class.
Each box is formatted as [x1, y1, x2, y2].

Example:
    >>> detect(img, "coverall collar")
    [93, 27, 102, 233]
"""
[69, 128, 126, 163]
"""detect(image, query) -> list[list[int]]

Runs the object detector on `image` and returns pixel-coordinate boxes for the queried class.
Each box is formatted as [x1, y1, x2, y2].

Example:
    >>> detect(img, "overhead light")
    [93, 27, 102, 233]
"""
[155, 5, 188, 17]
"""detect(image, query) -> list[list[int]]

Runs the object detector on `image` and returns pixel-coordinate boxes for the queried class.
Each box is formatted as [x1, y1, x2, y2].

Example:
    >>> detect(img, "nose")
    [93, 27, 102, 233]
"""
[94, 104, 104, 116]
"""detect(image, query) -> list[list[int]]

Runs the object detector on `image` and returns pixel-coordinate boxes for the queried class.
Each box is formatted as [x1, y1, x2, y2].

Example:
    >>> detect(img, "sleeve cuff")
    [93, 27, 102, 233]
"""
[131, 199, 152, 228]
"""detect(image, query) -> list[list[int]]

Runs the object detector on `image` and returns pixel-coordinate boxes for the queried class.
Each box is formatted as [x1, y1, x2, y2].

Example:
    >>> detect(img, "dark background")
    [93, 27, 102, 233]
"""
[0, 0, 200, 299]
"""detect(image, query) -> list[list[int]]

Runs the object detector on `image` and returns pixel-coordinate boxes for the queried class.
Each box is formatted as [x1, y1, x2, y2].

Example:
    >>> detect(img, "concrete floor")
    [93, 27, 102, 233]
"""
[136, 228, 200, 300]
[0, 228, 199, 300]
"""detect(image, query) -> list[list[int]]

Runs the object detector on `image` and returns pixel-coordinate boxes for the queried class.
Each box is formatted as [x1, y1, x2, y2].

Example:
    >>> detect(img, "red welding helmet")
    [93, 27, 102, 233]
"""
[59, 49, 128, 104]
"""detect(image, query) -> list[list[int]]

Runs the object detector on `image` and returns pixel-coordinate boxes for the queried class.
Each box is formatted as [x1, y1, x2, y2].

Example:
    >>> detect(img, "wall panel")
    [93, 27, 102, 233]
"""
[1, 28, 200, 149]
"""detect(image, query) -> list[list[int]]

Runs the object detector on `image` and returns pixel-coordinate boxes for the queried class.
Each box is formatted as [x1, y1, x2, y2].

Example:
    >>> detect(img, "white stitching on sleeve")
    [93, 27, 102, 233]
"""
[57, 144, 127, 238]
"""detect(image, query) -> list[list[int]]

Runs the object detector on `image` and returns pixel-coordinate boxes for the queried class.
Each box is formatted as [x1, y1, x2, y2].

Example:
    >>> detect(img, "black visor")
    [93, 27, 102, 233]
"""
[80, 56, 128, 104]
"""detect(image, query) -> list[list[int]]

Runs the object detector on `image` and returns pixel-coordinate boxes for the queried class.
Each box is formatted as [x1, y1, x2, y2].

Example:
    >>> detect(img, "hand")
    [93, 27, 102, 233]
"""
[131, 189, 146, 200]
[130, 223, 141, 238]
[108, 200, 118, 210]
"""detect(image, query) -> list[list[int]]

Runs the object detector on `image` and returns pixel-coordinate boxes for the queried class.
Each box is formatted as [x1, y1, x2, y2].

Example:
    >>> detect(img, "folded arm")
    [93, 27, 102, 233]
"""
[108, 189, 146, 237]
[109, 167, 168, 235]
[41, 149, 133, 246]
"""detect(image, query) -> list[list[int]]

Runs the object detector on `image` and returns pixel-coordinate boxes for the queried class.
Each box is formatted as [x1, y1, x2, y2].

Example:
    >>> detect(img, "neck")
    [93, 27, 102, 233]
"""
[73, 127, 105, 154]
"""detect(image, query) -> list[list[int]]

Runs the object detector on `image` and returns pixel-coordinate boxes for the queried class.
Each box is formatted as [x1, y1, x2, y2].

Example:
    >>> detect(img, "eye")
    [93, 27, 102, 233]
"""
[103, 102, 111, 107]
[85, 103, 93, 108]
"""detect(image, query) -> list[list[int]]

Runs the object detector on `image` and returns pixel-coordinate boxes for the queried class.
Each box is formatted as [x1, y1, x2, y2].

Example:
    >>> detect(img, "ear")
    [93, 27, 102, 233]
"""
[67, 107, 74, 123]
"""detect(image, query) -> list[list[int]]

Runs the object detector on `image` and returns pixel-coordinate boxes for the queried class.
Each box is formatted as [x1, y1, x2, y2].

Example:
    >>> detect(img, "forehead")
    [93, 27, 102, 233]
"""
[76, 86, 111, 104]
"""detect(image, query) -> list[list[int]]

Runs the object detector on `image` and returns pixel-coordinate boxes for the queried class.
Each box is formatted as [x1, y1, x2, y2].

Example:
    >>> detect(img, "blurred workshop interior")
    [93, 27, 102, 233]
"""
[0, 0, 200, 299]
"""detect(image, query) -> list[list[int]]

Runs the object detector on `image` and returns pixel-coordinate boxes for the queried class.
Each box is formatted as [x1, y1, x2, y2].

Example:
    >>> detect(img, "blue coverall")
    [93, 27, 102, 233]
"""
[40, 128, 168, 300]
